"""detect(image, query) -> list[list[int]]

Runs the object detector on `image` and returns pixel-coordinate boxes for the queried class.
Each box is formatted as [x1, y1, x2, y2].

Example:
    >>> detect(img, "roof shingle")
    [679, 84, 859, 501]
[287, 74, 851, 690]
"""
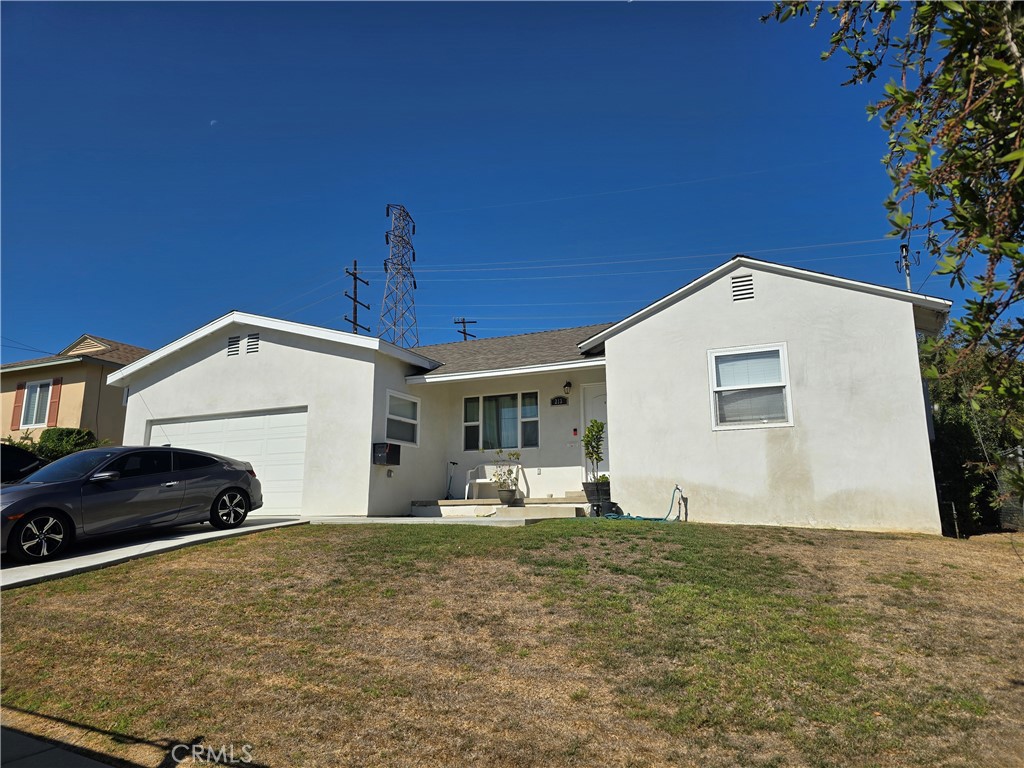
[416, 323, 611, 376]
[1, 336, 151, 371]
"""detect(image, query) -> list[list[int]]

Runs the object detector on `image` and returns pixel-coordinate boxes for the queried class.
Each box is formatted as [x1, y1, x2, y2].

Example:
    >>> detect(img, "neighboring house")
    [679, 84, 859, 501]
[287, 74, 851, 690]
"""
[2, 335, 152, 446]
[106, 257, 951, 533]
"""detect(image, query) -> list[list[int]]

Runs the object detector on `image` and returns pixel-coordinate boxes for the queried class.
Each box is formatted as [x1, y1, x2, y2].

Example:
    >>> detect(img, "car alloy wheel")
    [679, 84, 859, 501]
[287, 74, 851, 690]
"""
[17, 513, 67, 561]
[211, 490, 249, 529]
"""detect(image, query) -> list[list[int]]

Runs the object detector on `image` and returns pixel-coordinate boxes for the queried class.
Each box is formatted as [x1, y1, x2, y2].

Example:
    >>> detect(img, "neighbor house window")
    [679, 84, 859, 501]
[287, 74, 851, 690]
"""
[385, 391, 419, 446]
[463, 392, 539, 450]
[708, 344, 792, 429]
[21, 380, 51, 428]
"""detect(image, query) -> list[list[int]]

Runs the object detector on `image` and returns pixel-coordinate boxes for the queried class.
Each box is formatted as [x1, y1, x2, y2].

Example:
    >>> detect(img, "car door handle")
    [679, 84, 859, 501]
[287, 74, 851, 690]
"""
[162, 481, 179, 487]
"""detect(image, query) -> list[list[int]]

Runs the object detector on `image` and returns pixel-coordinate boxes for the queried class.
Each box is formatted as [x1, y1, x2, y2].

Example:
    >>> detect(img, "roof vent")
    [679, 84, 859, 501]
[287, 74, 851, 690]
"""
[246, 333, 260, 354]
[227, 336, 241, 356]
[731, 274, 754, 301]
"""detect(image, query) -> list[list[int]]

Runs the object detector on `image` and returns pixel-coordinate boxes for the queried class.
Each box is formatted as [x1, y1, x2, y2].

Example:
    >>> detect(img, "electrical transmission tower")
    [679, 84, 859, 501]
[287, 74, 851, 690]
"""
[377, 204, 420, 347]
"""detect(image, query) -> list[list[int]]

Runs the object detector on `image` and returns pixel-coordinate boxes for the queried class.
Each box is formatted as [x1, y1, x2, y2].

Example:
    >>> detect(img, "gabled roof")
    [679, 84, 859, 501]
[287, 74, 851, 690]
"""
[106, 311, 441, 385]
[578, 256, 953, 352]
[60, 335, 153, 366]
[409, 324, 611, 383]
[1, 335, 152, 374]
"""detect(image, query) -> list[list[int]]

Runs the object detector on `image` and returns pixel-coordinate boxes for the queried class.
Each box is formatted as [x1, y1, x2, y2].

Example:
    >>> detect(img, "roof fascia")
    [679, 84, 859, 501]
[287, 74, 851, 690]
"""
[107, 312, 438, 386]
[406, 357, 605, 385]
[1, 357, 84, 375]
[578, 257, 953, 352]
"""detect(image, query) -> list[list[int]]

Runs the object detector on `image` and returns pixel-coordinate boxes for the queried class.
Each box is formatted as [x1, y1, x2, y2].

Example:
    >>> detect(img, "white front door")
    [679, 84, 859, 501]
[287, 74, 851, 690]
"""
[582, 383, 609, 480]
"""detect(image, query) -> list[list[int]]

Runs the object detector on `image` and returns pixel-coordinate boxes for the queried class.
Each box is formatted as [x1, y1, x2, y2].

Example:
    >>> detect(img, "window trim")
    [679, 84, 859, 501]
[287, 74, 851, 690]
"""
[707, 343, 794, 431]
[462, 390, 540, 451]
[385, 390, 420, 447]
[20, 379, 52, 429]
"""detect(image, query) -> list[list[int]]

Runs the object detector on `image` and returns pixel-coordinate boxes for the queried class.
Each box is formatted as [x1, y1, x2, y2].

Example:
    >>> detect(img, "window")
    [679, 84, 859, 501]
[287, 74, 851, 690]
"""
[386, 391, 419, 446]
[246, 333, 260, 353]
[21, 380, 51, 428]
[227, 336, 241, 356]
[175, 451, 220, 471]
[106, 450, 173, 478]
[463, 392, 539, 450]
[708, 344, 792, 429]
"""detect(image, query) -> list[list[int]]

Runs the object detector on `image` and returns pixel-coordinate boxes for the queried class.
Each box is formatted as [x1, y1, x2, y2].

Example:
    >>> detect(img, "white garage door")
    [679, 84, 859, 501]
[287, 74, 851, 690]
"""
[147, 410, 307, 517]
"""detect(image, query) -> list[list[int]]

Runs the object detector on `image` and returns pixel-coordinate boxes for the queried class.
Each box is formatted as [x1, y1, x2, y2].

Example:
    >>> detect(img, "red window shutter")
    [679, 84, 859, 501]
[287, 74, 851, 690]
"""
[10, 382, 26, 431]
[46, 377, 62, 427]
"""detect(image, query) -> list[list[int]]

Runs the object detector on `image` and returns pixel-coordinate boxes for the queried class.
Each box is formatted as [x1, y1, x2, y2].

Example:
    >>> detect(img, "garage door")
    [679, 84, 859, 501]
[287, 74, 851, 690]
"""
[147, 410, 307, 517]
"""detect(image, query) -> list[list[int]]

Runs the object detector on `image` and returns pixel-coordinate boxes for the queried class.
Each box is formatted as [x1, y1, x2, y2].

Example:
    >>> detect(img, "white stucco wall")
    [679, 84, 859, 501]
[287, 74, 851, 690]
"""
[120, 324, 378, 516]
[604, 263, 942, 534]
[417, 367, 607, 499]
[367, 353, 449, 515]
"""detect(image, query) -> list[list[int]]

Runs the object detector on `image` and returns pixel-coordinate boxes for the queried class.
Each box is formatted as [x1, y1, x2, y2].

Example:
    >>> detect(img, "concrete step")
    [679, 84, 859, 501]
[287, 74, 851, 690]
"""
[410, 503, 583, 520]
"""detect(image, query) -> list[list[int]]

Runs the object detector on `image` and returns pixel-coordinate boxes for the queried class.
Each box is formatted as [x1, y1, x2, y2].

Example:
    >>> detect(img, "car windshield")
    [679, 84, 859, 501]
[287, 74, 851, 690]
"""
[20, 450, 120, 483]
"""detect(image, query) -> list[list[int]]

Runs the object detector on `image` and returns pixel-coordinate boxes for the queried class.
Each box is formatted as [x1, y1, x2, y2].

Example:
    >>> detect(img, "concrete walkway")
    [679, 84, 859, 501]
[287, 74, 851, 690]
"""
[306, 515, 547, 527]
[1, 727, 116, 767]
[0, 517, 304, 590]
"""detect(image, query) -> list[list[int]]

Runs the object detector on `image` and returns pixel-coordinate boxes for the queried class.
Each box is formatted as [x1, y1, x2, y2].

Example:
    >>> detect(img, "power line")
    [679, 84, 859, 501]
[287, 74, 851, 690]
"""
[1, 337, 58, 356]
[347, 235, 930, 276]
[408, 251, 894, 283]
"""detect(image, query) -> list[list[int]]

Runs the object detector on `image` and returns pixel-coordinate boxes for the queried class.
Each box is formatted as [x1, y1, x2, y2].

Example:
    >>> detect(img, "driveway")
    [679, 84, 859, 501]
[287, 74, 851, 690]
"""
[0, 516, 304, 590]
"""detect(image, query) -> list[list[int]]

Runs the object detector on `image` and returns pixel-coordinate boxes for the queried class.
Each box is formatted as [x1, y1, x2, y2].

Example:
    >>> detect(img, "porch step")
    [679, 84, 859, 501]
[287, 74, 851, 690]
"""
[410, 502, 584, 520]
[412, 497, 586, 507]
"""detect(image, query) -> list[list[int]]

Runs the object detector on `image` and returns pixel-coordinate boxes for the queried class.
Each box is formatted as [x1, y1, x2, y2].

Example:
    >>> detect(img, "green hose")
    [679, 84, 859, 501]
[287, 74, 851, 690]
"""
[601, 484, 683, 522]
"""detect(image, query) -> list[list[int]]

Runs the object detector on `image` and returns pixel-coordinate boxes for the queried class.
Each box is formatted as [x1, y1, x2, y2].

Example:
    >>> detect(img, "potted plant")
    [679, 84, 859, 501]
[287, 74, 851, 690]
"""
[582, 419, 611, 508]
[491, 448, 522, 506]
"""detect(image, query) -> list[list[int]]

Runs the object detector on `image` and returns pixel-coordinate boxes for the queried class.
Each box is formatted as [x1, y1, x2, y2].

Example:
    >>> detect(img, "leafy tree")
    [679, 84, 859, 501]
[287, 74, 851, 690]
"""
[926, 324, 1024, 532]
[764, 1, 1024, 483]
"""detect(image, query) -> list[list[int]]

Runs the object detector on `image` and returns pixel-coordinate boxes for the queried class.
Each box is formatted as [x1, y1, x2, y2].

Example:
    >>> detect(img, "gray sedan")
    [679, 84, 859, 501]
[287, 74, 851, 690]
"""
[1, 446, 263, 563]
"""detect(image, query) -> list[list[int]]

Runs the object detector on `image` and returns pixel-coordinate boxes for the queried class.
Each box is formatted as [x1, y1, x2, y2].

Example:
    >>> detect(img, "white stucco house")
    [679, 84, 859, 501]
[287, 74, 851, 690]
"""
[106, 256, 952, 533]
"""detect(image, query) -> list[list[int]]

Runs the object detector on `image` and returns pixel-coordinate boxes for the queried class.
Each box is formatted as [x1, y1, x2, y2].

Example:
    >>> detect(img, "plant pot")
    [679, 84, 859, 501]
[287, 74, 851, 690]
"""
[582, 481, 611, 505]
[497, 488, 517, 506]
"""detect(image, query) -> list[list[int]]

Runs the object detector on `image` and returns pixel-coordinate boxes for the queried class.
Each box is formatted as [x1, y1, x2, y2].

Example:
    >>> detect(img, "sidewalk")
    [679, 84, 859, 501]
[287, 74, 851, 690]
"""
[1, 727, 116, 767]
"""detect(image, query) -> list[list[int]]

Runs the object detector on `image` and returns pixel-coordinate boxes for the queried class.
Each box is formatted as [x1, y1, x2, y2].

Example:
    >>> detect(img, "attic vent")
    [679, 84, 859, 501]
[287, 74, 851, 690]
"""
[227, 336, 241, 356]
[246, 333, 260, 354]
[731, 274, 755, 301]
[68, 338, 107, 355]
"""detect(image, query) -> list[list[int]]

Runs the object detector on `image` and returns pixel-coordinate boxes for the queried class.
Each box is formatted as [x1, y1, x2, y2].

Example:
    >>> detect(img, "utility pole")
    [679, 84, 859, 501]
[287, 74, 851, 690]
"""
[344, 260, 370, 335]
[377, 204, 420, 347]
[896, 242, 920, 291]
[453, 317, 477, 341]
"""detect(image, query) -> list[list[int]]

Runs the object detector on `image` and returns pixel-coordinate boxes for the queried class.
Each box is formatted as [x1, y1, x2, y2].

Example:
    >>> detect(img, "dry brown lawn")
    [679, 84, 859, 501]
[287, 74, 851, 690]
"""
[1, 520, 1022, 768]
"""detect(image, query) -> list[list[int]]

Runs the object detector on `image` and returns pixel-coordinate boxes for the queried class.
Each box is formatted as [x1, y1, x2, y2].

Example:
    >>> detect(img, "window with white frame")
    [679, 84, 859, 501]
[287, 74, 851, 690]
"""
[708, 344, 792, 429]
[385, 391, 419, 445]
[463, 392, 539, 450]
[21, 380, 52, 428]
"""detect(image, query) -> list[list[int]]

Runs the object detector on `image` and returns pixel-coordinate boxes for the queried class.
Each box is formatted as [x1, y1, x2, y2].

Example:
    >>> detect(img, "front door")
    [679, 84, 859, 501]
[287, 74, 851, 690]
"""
[80, 449, 184, 535]
[582, 383, 610, 480]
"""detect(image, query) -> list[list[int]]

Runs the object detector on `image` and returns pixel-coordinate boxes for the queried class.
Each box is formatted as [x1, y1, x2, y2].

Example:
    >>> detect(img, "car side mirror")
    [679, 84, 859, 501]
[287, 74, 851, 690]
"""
[90, 471, 120, 483]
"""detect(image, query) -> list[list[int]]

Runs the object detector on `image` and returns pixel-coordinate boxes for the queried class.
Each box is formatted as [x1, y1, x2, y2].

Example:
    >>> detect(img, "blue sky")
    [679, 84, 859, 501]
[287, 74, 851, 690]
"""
[1, 1, 960, 361]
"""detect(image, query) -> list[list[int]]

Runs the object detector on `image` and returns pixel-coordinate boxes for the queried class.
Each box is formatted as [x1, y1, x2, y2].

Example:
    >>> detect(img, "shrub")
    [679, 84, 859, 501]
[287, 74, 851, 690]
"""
[3, 428, 104, 462]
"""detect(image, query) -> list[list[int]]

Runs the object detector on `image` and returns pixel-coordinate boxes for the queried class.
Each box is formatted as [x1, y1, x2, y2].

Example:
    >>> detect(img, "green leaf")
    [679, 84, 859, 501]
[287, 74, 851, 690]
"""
[998, 148, 1024, 162]
[942, 0, 964, 12]
[982, 57, 1013, 73]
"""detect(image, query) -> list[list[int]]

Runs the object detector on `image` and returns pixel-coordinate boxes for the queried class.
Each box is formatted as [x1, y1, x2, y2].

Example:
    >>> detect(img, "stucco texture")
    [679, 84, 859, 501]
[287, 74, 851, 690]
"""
[120, 325, 384, 517]
[604, 263, 942, 534]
